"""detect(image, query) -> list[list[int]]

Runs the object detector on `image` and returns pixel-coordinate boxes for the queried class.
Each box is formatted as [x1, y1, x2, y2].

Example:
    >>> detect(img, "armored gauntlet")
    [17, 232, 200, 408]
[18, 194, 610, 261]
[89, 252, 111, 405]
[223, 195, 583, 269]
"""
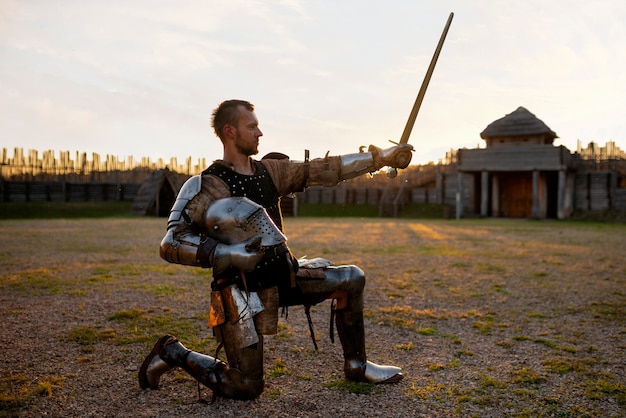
[211, 236, 264, 275]
[369, 143, 413, 169]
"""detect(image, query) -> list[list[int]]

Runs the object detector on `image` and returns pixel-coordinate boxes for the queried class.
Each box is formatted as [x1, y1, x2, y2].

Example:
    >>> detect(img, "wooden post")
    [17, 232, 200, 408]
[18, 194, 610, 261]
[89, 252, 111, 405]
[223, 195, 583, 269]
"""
[557, 169, 566, 219]
[532, 170, 540, 219]
[455, 172, 462, 219]
[480, 170, 488, 217]
[435, 171, 443, 204]
[492, 174, 500, 217]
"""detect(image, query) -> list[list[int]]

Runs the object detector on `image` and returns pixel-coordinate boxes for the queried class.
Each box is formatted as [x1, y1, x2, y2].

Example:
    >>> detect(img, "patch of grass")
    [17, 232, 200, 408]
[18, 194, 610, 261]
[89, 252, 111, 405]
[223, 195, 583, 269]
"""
[266, 388, 281, 399]
[589, 300, 624, 322]
[476, 263, 507, 274]
[495, 340, 516, 348]
[35, 376, 64, 398]
[408, 379, 451, 400]
[297, 203, 379, 217]
[561, 345, 578, 354]
[440, 333, 462, 344]
[448, 358, 461, 368]
[394, 342, 414, 351]
[513, 335, 558, 349]
[510, 367, 547, 385]
[325, 379, 379, 395]
[584, 378, 626, 404]
[106, 306, 212, 349]
[0, 201, 134, 219]
[478, 373, 506, 389]
[376, 305, 447, 332]
[472, 317, 495, 335]
[428, 363, 446, 371]
[542, 357, 593, 374]
[0, 373, 33, 411]
[271, 321, 293, 343]
[267, 359, 290, 378]
[67, 326, 113, 346]
[417, 327, 437, 336]
[108, 307, 146, 321]
[1, 373, 65, 412]
[398, 203, 453, 219]
[2, 267, 62, 296]
[492, 284, 506, 293]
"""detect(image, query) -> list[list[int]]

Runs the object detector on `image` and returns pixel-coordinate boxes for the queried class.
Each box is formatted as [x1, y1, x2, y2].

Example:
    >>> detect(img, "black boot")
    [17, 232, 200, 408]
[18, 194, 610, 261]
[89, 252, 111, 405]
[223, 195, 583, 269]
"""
[335, 310, 403, 383]
[138, 335, 176, 390]
[138, 335, 264, 400]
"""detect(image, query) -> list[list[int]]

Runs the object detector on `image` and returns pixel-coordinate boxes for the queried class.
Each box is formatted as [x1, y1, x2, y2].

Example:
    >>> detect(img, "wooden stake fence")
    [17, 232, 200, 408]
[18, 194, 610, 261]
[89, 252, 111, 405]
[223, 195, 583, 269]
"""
[1, 148, 207, 181]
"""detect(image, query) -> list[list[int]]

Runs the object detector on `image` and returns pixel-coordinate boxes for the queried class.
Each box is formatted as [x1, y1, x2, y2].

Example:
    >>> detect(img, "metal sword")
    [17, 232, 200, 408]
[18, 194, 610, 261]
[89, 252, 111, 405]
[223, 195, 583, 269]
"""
[387, 11, 454, 178]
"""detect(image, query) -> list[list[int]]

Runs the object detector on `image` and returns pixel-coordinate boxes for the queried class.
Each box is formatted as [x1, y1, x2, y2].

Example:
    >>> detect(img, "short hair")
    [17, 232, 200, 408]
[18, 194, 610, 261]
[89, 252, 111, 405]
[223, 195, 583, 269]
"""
[211, 99, 255, 140]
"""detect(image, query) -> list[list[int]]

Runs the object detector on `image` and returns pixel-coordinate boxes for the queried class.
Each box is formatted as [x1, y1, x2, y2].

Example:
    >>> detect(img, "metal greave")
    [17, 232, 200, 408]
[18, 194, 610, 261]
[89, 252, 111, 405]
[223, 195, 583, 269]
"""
[334, 309, 368, 381]
[160, 337, 264, 400]
[334, 309, 404, 384]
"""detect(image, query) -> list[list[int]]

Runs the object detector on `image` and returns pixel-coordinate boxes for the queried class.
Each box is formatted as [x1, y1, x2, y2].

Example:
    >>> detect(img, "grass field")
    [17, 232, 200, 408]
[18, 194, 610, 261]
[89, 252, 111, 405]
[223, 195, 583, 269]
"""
[1, 216, 625, 417]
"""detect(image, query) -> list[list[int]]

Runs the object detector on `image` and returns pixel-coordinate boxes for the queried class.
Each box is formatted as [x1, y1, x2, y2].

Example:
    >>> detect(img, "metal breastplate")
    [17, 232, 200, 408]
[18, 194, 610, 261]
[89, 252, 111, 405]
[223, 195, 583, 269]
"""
[204, 161, 283, 230]
[204, 162, 292, 291]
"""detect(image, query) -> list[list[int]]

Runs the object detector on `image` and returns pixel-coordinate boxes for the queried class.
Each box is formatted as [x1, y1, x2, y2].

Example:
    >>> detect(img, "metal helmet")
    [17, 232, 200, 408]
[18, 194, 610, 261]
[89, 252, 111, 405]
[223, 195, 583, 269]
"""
[204, 196, 286, 247]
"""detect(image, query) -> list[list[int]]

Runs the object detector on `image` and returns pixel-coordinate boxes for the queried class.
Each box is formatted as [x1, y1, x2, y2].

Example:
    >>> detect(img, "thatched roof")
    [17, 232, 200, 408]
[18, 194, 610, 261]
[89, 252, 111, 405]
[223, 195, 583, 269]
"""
[132, 169, 189, 216]
[480, 106, 557, 139]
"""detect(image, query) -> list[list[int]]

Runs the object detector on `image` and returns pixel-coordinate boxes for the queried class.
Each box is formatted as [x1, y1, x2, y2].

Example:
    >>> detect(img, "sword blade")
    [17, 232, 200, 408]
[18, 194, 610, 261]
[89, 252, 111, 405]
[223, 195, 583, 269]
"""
[399, 12, 454, 145]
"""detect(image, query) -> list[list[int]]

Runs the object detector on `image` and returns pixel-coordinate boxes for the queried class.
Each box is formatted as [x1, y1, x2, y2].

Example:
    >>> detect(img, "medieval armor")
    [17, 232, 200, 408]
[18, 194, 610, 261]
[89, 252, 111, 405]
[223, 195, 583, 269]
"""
[142, 149, 405, 402]
[309, 143, 414, 187]
[159, 175, 204, 266]
[369, 143, 413, 170]
[139, 334, 264, 401]
[204, 197, 286, 247]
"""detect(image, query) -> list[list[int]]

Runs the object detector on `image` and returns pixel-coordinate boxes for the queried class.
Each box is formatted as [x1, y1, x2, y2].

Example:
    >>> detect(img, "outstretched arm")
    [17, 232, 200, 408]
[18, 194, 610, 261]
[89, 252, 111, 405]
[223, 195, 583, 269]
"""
[308, 143, 413, 187]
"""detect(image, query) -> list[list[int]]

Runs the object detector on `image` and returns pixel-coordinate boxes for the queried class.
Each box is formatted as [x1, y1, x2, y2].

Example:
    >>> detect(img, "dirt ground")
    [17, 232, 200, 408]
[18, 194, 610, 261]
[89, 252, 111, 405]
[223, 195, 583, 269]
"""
[1, 217, 625, 417]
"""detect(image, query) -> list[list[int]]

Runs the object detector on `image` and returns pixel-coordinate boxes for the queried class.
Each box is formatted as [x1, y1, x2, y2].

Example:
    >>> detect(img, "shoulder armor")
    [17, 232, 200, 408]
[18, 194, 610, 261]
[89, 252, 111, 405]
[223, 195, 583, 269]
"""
[167, 175, 203, 227]
[178, 174, 203, 200]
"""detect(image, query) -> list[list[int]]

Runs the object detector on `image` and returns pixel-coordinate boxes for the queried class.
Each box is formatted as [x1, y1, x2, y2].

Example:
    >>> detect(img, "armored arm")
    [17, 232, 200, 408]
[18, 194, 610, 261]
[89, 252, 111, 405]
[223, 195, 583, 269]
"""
[159, 176, 263, 272]
[159, 175, 207, 266]
[308, 143, 413, 186]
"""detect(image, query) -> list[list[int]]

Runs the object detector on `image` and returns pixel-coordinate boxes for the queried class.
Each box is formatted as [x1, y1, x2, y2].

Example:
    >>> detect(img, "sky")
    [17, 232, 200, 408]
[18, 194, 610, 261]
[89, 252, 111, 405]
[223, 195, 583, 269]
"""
[1, 0, 625, 166]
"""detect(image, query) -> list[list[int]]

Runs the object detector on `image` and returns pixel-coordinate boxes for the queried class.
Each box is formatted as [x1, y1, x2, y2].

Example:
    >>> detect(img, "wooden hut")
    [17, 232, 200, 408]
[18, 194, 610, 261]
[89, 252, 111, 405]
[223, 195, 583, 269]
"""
[457, 107, 576, 219]
[132, 169, 189, 216]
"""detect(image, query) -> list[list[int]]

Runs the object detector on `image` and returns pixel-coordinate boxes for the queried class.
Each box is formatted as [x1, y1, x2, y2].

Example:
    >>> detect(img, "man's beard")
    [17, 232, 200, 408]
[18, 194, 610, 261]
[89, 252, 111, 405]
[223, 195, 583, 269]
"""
[235, 133, 259, 156]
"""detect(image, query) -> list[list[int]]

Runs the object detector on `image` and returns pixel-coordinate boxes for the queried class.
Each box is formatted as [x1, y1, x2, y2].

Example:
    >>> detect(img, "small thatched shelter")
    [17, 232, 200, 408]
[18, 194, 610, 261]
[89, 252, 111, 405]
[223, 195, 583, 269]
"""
[458, 106, 576, 219]
[132, 169, 189, 216]
[480, 106, 558, 147]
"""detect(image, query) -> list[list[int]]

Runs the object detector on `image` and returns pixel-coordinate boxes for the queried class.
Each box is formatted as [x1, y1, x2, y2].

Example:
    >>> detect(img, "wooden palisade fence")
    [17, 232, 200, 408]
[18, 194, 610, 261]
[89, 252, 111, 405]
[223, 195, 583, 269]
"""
[0, 148, 206, 181]
[0, 148, 206, 203]
[1, 144, 624, 217]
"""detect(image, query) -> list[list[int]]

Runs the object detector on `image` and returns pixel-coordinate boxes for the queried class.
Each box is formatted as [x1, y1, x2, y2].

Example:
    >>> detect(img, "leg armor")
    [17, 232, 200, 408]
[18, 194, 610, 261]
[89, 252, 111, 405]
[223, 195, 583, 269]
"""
[138, 333, 264, 400]
[295, 265, 403, 384]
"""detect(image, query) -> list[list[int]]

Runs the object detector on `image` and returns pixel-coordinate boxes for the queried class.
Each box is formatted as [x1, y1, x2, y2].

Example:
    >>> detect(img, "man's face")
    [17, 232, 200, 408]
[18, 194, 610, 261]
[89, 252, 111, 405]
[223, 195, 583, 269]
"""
[233, 106, 263, 156]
